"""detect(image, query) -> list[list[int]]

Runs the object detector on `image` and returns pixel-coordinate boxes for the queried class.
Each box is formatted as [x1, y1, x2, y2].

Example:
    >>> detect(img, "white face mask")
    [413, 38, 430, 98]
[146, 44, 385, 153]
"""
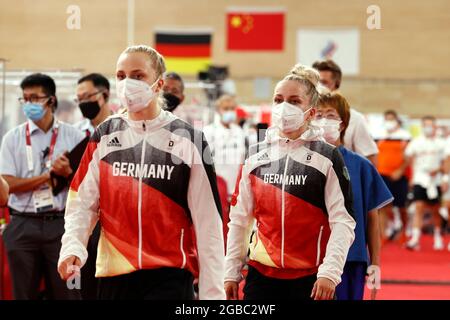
[312, 118, 341, 143]
[385, 120, 397, 131]
[116, 78, 159, 113]
[423, 126, 434, 137]
[271, 102, 311, 133]
[221, 110, 237, 124]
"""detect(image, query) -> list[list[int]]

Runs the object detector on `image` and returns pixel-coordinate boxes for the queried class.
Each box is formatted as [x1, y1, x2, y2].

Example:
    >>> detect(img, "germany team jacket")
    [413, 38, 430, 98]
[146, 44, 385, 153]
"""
[225, 127, 356, 284]
[58, 110, 225, 300]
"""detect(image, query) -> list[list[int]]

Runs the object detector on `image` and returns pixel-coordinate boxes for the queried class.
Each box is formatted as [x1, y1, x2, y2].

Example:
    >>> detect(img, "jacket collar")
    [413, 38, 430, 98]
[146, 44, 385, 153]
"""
[264, 124, 325, 146]
[113, 109, 177, 132]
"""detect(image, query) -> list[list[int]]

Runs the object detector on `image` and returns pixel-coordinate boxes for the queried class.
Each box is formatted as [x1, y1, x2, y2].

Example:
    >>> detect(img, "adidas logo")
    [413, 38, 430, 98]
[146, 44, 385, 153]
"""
[107, 137, 122, 147]
[257, 152, 269, 161]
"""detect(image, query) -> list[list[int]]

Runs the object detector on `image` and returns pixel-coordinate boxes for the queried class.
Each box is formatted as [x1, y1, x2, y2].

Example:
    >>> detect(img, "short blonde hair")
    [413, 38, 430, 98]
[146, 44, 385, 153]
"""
[215, 94, 236, 109]
[281, 64, 321, 107]
[122, 45, 166, 78]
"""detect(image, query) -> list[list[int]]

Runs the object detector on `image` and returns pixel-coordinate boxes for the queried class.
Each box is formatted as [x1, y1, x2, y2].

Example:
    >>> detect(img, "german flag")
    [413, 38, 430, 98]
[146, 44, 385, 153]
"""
[155, 30, 212, 75]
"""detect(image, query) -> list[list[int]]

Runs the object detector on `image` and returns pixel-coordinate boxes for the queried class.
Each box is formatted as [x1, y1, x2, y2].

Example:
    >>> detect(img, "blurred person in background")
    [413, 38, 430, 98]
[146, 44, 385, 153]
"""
[405, 116, 446, 250]
[75, 73, 112, 136]
[163, 72, 209, 128]
[204, 94, 247, 198]
[0, 73, 84, 299]
[441, 138, 450, 251]
[312, 60, 378, 165]
[314, 92, 392, 300]
[376, 110, 411, 244]
[162, 72, 185, 113]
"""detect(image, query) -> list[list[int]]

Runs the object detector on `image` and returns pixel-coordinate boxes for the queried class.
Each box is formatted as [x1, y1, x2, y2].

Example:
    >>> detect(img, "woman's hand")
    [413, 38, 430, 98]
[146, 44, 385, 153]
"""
[311, 277, 336, 300]
[224, 281, 239, 300]
[58, 255, 81, 280]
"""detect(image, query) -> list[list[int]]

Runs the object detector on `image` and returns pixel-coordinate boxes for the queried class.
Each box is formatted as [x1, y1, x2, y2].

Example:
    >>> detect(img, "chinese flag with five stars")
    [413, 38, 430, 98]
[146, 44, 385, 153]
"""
[227, 8, 284, 51]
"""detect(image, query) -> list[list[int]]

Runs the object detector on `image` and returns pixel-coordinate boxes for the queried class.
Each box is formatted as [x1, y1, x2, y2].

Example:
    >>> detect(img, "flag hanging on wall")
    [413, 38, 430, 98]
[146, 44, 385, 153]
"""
[154, 29, 212, 75]
[226, 7, 285, 51]
[297, 28, 360, 75]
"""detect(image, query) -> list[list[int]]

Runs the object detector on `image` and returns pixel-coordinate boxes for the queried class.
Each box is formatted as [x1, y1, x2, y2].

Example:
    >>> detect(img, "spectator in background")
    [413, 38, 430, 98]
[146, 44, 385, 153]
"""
[74, 73, 112, 136]
[0, 175, 8, 207]
[162, 72, 185, 113]
[376, 110, 412, 244]
[163, 72, 209, 127]
[73, 73, 113, 300]
[405, 116, 446, 250]
[314, 92, 392, 300]
[312, 60, 379, 165]
[441, 136, 450, 251]
[204, 94, 247, 198]
[0, 73, 84, 299]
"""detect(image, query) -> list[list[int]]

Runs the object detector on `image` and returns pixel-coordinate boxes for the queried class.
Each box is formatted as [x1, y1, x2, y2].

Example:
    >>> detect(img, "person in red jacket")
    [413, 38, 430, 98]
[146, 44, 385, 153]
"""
[224, 64, 356, 300]
[58, 45, 225, 300]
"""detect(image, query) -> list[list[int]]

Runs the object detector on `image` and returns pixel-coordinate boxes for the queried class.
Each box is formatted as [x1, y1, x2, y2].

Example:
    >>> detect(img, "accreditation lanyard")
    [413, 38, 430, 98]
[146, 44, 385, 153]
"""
[25, 122, 59, 172]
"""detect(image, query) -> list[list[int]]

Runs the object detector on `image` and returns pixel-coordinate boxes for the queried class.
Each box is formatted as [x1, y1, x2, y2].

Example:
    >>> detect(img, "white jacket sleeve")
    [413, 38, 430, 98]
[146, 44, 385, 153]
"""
[318, 148, 356, 285]
[58, 141, 100, 268]
[188, 133, 225, 300]
[225, 162, 255, 282]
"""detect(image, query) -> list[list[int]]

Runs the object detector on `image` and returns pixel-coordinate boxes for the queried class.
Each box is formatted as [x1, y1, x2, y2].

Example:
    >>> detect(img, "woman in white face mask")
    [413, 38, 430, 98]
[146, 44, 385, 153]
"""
[313, 92, 393, 300]
[58, 45, 226, 300]
[224, 65, 356, 301]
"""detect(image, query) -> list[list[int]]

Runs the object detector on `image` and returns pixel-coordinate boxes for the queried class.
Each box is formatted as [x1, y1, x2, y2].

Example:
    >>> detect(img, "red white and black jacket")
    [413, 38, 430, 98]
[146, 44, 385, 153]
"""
[59, 110, 225, 300]
[225, 127, 356, 285]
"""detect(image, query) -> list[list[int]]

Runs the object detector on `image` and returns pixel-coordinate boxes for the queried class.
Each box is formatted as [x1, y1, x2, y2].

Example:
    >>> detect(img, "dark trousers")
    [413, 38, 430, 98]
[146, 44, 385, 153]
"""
[2, 214, 81, 300]
[243, 265, 316, 300]
[98, 268, 194, 300]
[80, 222, 100, 300]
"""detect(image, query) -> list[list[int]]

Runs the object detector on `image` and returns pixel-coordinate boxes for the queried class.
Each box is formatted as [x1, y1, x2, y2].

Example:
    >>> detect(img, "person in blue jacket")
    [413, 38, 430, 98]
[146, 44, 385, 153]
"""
[313, 92, 393, 300]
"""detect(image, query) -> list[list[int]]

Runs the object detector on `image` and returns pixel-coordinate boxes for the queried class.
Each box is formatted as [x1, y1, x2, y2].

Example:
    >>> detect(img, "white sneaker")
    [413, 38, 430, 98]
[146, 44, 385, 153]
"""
[406, 238, 420, 251]
[433, 237, 444, 251]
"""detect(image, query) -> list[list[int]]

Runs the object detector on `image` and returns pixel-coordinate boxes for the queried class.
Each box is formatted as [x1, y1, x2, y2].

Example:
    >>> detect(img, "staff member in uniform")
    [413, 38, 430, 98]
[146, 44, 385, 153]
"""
[58, 45, 225, 300]
[224, 64, 356, 300]
[204, 94, 247, 198]
[0, 73, 84, 299]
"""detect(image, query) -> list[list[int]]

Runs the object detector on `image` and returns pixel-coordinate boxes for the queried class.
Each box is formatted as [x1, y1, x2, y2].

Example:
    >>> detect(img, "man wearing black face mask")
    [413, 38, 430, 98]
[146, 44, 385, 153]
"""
[74, 73, 112, 136]
[72, 73, 111, 299]
[162, 72, 185, 113]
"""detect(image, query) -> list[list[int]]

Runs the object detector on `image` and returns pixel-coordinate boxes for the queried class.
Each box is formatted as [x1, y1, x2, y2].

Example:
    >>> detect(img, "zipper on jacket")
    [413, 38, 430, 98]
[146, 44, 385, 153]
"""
[316, 225, 324, 266]
[137, 122, 146, 269]
[280, 151, 290, 268]
[180, 228, 186, 269]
